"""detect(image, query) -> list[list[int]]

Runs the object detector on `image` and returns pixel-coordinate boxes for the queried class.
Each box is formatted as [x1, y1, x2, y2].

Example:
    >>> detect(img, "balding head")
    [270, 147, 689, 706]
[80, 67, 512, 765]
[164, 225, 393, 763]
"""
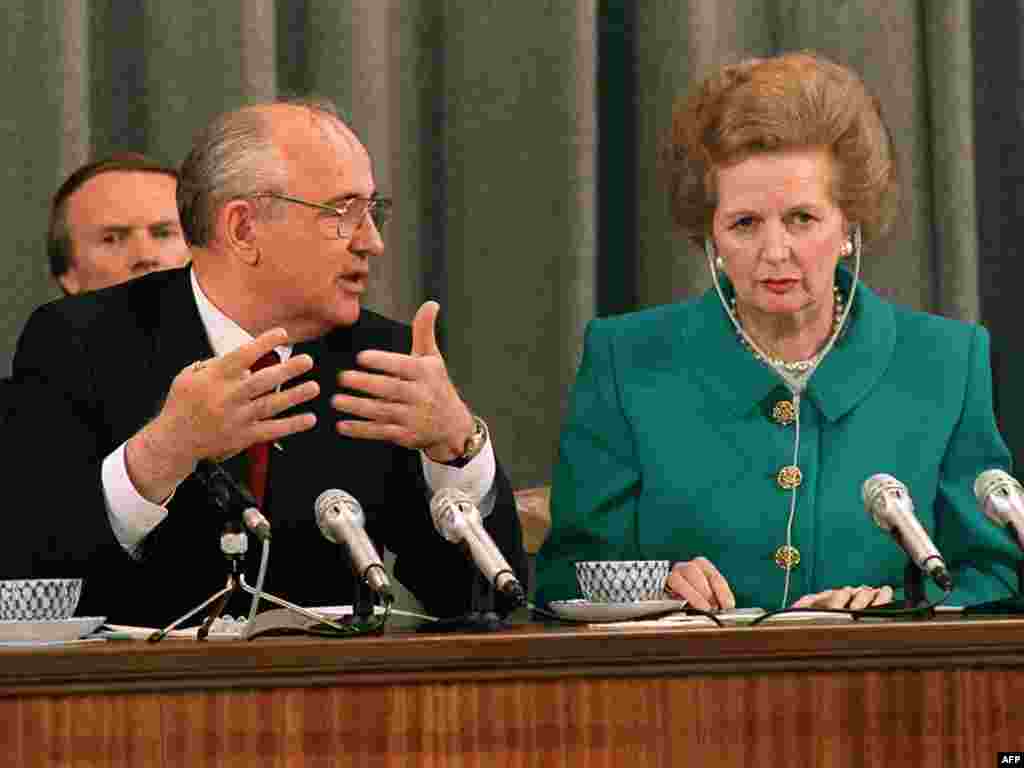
[178, 98, 359, 248]
[178, 98, 384, 341]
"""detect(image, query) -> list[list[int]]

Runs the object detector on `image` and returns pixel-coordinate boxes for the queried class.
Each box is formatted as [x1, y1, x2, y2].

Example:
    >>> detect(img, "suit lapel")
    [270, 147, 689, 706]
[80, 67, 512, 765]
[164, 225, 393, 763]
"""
[150, 268, 216, 399]
[806, 271, 896, 423]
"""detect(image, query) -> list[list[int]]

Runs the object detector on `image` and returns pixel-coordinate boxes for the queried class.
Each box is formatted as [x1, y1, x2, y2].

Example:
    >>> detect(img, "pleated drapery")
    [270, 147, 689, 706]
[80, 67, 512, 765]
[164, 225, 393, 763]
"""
[3, 1, 1018, 485]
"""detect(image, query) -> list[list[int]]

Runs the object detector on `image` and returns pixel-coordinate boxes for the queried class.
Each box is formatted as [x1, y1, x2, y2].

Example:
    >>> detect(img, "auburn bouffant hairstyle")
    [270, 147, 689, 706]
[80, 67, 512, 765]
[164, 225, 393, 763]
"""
[665, 51, 899, 245]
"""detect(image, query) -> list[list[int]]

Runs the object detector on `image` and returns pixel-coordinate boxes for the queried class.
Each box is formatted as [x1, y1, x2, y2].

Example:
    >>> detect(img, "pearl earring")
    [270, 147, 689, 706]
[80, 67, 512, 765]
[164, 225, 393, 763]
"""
[715, 255, 725, 270]
[840, 240, 853, 259]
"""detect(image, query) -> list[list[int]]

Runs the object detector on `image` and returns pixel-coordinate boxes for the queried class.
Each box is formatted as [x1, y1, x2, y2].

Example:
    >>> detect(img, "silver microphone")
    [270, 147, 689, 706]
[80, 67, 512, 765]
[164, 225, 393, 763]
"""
[974, 469, 1024, 552]
[862, 474, 954, 591]
[314, 489, 393, 601]
[242, 508, 272, 543]
[430, 488, 525, 604]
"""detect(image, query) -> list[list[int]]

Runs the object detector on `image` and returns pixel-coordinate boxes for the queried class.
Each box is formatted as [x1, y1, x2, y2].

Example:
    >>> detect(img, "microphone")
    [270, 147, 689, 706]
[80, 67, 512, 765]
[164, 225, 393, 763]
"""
[974, 469, 1024, 552]
[314, 489, 393, 602]
[862, 474, 953, 591]
[429, 488, 526, 605]
[194, 459, 271, 541]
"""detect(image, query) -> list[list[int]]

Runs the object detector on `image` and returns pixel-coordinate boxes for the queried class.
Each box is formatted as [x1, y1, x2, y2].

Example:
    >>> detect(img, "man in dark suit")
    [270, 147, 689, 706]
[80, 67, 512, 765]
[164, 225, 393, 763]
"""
[6, 99, 526, 627]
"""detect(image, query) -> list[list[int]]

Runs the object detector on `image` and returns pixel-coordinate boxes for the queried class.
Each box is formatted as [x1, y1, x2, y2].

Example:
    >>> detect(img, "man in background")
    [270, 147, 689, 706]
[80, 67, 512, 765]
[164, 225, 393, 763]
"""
[48, 153, 190, 294]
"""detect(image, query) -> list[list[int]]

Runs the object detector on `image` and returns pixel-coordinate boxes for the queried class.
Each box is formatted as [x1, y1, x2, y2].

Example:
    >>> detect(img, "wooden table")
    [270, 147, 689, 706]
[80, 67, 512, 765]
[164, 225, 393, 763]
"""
[2, 616, 1023, 766]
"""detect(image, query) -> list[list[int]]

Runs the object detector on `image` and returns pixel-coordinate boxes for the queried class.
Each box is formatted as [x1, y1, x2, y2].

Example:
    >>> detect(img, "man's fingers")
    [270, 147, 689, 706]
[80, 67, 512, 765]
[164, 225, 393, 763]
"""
[237, 354, 315, 399]
[338, 370, 414, 402]
[411, 300, 441, 357]
[220, 327, 289, 375]
[246, 381, 320, 421]
[248, 412, 317, 445]
[353, 350, 424, 380]
[331, 393, 405, 424]
[336, 419, 414, 446]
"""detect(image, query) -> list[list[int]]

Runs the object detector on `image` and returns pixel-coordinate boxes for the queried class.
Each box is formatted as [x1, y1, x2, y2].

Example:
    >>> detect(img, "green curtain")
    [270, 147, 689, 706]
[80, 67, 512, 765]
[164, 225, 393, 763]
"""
[0, 0, 995, 488]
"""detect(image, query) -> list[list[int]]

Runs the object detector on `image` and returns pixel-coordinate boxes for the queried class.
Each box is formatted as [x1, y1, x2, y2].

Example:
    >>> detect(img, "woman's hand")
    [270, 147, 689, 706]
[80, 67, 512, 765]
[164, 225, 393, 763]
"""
[665, 557, 736, 612]
[791, 585, 894, 610]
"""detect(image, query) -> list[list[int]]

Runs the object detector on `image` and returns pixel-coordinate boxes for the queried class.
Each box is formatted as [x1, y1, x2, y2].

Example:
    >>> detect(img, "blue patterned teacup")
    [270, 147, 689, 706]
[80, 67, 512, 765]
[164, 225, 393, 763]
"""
[574, 560, 671, 603]
[0, 578, 82, 621]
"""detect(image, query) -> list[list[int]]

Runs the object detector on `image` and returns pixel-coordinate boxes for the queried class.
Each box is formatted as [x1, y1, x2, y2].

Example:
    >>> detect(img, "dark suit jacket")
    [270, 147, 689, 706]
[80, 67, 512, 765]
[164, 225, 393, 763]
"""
[6, 268, 527, 626]
[0, 377, 13, 429]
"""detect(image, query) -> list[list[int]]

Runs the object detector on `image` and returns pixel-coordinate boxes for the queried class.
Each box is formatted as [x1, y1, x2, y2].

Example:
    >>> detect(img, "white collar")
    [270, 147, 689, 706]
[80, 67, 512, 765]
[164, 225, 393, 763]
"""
[189, 267, 293, 362]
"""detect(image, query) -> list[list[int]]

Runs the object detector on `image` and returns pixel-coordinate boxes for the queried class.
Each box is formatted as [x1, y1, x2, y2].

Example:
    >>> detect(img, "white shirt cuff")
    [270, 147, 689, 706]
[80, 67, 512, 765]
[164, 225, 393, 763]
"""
[420, 438, 497, 517]
[102, 442, 170, 554]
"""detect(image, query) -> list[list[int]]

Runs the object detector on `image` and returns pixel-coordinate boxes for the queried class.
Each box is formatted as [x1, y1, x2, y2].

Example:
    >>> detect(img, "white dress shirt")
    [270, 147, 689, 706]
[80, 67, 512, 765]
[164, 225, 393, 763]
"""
[102, 268, 497, 553]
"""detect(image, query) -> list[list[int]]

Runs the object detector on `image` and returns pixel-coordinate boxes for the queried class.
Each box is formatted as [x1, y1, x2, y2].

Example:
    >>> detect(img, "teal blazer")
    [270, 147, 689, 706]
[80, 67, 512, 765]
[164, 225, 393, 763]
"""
[536, 271, 1019, 609]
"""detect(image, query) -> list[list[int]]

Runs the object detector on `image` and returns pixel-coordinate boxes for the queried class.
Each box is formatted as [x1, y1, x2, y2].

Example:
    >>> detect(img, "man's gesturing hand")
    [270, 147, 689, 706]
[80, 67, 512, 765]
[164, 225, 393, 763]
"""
[333, 301, 476, 462]
[125, 328, 319, 503]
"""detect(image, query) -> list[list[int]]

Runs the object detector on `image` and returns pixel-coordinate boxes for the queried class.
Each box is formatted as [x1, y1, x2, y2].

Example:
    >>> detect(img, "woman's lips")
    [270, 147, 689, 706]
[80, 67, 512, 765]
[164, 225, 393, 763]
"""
[761, 279, 799, 294]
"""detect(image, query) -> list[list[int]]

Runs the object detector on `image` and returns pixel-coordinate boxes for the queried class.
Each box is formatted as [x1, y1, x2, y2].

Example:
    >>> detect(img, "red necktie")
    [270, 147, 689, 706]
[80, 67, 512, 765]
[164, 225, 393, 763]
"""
[247, 350, 280, 507]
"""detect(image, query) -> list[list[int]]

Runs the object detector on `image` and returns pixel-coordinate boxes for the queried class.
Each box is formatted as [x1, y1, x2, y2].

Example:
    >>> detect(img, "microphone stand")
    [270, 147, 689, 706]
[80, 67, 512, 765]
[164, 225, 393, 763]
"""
[963, 559, 1024, 615]
[420, 552, 517, 633]
[863, 559, 934, 617]
[342, 565, 395, 627]
[900, 559, 931, 613]
[148, 520, 349, 642]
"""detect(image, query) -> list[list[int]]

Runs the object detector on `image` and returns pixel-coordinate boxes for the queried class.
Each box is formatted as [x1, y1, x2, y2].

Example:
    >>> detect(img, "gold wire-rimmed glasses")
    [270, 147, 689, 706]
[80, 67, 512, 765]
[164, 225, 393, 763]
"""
[254, 192, 392, 239]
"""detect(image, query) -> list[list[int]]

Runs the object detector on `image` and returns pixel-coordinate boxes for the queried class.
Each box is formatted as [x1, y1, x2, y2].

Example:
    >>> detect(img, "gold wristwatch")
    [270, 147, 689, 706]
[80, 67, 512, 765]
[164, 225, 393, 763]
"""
[444, 415, 488, 468]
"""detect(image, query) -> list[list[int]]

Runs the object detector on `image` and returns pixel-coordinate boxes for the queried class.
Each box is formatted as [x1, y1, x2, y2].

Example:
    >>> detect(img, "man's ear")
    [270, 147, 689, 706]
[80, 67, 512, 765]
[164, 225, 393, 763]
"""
[57, 268, 80, 295]
[220, 199, 261, 266]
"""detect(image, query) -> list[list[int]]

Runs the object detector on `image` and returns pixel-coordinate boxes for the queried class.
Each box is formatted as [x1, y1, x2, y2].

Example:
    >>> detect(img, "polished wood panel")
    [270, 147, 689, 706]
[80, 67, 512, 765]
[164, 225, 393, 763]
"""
[1, 619, 1023, 766]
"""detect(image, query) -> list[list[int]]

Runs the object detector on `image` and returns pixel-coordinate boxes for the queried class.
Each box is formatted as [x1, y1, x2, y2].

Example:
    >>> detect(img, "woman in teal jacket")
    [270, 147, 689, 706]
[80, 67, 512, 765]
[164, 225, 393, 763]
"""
[536, 52, 1019, 612]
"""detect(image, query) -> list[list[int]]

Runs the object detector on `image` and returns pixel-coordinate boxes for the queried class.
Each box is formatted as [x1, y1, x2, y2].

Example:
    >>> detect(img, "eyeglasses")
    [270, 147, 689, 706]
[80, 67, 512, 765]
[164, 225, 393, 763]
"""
[254, 192, 393, 239]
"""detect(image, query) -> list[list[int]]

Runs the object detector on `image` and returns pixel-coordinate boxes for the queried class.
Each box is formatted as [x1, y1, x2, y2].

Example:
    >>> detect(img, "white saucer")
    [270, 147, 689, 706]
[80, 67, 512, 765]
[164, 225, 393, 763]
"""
[0, 616, 106, 643]
[548, 599, 687, 622]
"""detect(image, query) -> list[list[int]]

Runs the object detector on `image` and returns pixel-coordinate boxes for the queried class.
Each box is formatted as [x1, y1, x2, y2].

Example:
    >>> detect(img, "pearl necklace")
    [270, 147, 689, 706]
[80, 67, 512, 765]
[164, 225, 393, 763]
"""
[731, 286, 846, 374]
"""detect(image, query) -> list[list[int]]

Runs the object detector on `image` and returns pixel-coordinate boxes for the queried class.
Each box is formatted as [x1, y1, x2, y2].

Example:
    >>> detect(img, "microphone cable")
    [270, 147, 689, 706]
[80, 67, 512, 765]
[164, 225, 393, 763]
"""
[245, 536, 271, 627]
[748, 586, 953, 627]
[527, 602, 724, 627]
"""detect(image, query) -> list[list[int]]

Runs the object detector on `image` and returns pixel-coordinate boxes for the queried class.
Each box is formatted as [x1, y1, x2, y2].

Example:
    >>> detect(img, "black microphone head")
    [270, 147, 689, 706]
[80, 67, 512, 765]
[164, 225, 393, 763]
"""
[195, 459, 258, 509]
[195, 460, 272, 541]
[194, 459, 232, 510]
